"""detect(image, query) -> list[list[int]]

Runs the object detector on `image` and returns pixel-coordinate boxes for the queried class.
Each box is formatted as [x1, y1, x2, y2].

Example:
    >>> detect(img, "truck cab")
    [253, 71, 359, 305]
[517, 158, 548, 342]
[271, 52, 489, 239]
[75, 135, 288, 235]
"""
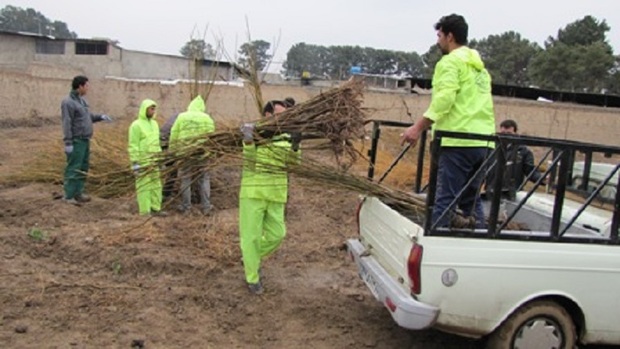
[347, 120, 620, 348]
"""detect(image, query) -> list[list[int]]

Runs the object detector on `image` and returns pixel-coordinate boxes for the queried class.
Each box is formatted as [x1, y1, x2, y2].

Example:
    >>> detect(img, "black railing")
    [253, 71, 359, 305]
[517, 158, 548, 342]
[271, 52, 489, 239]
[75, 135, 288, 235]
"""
[427, 130, 620, 245]
[365, 120, 620, 245]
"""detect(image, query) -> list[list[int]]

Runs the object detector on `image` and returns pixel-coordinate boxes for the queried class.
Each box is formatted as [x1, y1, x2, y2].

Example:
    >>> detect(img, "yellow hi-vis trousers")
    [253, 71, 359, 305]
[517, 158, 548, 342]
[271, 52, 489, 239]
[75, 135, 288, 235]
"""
[239, 197, 286, 284]
[135, 169, 162, 215]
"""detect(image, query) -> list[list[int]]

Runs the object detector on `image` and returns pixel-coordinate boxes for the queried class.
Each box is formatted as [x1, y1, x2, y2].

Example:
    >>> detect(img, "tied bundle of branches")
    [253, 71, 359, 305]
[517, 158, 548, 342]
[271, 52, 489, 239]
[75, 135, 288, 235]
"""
[226, 146, 427, 219]
[159, 79, 367, 168]
[90, 80, 367, 198]
[256, 79, 366, 146]
[290, 158, 426, 218]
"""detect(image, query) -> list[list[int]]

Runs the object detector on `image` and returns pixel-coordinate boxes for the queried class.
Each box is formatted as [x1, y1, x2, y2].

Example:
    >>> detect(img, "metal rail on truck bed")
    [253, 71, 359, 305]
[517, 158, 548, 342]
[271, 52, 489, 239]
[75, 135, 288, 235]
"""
[365, 120, 620, 245]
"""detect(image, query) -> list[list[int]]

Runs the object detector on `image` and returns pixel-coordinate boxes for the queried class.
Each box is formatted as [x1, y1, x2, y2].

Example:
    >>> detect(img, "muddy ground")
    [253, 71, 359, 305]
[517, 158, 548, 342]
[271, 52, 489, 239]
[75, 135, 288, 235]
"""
[0, 123, 488, 349]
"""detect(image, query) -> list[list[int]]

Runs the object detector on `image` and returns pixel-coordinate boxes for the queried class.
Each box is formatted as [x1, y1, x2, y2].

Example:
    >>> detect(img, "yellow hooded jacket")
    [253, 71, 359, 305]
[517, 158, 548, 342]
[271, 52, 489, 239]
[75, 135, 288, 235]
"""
[424, 46, 495, 148]
[128, 99, 162, 167]
[239, 133, 301, 203]
[169, 96, 215, 150]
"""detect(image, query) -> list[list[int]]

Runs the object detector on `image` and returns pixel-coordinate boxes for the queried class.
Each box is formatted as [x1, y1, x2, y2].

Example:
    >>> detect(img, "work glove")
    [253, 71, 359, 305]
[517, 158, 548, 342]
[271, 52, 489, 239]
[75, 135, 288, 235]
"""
[132, 163, 140, 176]
[240, 123, 255, 142]
[101, 114, 113, 122]
[64, 144, 74, 155]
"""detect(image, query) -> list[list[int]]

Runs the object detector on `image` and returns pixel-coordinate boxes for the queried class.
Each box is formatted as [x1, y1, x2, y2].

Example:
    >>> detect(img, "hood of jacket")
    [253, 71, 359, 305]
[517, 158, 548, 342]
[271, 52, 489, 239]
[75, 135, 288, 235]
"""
[451, 46, 485, 71]
[138, 99, 157, 121]
[186, 96, 206, 113]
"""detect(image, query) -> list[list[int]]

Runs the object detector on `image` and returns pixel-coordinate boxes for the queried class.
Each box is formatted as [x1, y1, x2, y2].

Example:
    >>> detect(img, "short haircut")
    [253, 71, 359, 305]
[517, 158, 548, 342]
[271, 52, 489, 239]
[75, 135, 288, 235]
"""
[262, 100, 287, 116]
[72, 75, 89, 90]
[434, 14, 468, 45]
[500, 119, 518, 132]
[284, 97, 296, 107]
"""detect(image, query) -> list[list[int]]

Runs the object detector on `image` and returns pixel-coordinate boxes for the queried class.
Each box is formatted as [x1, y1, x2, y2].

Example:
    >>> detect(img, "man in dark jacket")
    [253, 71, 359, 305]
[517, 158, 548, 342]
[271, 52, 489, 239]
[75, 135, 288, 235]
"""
[61, 75, 112, 205]
[485, 119, 545, 200]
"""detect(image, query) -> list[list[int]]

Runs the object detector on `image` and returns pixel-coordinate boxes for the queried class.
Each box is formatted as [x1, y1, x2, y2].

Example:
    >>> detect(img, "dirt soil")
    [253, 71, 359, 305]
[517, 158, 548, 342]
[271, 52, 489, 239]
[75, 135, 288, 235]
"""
[0, 124, 486, 349]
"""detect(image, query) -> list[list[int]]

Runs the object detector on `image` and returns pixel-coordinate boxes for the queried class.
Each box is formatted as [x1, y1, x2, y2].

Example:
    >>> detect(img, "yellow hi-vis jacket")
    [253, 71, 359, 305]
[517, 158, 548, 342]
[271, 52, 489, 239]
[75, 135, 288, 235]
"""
[128, 99, 162, 167]
[424, 46, 495, 148]
[239, 134, 301, 203]
[169, 96, 215, 150]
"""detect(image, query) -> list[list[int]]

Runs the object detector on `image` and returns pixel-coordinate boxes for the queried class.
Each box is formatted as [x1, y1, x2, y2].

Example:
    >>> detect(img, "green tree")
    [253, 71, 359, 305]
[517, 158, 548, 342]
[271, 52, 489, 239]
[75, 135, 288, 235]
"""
[529, 42, 614, 92]
[606, 56, 620, 94]
[238, 40, 272, 72]
[285, 44, 426, 79]
[551, 15, 610, 47]
[421, 45, 442, 78]
[365, 49, 425, 77]
[470, 31, 541, 86]
[528, 43, 578, 90]
[529, 16, 615, 92]
[365, 48, 397, 75]
[327, 45, 365, 80]
[180, 39, 215, 59]
[395, 51, 425, 78]
[0, 5, 76, 39]
[283, 42, 331, 78]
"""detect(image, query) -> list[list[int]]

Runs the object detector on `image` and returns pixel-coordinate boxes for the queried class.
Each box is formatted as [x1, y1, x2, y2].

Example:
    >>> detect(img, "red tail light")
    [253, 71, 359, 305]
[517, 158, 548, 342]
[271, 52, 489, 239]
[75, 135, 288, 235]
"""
[407, 244, 423, 295]
[385, 297, 397, 312]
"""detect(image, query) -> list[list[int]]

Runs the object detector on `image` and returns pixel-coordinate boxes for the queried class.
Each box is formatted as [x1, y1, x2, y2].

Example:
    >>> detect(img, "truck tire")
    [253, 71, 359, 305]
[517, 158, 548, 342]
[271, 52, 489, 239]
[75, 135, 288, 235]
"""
[485, 300, 576, 349]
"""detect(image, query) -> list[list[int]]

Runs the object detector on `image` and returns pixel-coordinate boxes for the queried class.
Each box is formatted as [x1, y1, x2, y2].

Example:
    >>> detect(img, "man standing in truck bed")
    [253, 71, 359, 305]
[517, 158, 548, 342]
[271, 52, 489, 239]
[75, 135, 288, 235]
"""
[400, 14, 495, 229]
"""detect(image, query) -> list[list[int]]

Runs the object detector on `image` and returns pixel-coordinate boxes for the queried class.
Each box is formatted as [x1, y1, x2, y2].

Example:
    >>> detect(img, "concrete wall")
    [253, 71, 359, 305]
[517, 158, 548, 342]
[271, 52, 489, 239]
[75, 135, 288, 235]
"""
[120, 50, 232, 81]
[0, 35, 122, 78]
[0, 35, 34, 71]
[0, 70, 618, 147]
[0, 32, 233, 81]
[355, 74, 411, 91]
[345, 90, 620, 147]
[121, 50, 191, 80]
[32, 42, 123, 79]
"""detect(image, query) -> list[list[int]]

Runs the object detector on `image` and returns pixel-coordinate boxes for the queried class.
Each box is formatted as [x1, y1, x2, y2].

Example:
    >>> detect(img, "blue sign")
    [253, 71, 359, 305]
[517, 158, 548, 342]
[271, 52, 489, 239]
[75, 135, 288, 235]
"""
[350, 66, 362, 75]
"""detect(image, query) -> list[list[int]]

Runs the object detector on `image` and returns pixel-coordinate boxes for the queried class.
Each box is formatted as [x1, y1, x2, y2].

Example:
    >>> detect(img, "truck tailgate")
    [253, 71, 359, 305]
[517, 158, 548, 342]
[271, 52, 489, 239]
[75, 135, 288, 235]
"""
[357, 196, 424, 292]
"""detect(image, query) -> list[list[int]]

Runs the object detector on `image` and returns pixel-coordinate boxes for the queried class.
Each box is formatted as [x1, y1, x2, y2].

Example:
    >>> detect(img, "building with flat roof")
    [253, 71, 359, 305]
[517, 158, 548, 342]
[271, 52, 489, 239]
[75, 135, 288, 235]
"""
[0, 30, 234, 81]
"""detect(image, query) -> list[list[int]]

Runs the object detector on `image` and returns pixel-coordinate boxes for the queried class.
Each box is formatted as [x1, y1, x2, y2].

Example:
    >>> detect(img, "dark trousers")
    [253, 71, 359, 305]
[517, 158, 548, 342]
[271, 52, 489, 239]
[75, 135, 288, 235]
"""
[433, 147, 488, 228]
[63, 138, 90, 199]
[162, 166, 177, 199]
[161, 146, 177, 199]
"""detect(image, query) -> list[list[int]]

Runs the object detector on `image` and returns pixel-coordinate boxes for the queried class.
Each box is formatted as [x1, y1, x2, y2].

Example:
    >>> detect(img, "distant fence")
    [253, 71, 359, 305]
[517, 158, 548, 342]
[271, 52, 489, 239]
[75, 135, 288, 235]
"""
[410, 78, 620, 108]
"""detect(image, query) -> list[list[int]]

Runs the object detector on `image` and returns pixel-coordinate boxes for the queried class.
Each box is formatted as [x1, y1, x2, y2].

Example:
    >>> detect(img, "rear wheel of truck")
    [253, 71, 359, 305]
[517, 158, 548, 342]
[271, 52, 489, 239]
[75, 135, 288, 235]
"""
[485, 300, 576, 349]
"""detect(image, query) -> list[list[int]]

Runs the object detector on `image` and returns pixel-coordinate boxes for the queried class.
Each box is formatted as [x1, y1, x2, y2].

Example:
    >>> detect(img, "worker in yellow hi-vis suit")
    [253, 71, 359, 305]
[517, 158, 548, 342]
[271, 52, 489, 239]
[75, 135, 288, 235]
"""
[239, 100, 301, 295]
[128, 99, 166, 216]
[169, 95, 216, 215]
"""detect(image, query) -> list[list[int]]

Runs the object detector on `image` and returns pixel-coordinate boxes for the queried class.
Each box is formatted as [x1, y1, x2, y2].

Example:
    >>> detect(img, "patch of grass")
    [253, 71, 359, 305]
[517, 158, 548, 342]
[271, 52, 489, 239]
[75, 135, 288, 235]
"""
[27, 227, 47, 241]
[111, 260, 122, 275]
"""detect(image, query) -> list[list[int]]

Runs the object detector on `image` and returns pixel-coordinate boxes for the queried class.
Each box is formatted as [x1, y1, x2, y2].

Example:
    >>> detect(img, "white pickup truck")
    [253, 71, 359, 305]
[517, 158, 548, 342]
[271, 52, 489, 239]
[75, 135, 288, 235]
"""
[347, 125, 620, 348]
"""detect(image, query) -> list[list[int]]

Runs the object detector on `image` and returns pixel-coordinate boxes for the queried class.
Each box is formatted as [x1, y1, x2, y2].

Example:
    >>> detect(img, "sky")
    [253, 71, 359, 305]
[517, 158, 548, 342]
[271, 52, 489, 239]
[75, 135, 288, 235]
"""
[5, 0, 620, 72]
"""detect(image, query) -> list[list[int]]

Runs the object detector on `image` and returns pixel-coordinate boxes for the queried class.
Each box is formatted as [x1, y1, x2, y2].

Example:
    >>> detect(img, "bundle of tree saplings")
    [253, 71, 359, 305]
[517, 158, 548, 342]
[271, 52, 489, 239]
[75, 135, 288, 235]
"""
[88, 80, 368, 198]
